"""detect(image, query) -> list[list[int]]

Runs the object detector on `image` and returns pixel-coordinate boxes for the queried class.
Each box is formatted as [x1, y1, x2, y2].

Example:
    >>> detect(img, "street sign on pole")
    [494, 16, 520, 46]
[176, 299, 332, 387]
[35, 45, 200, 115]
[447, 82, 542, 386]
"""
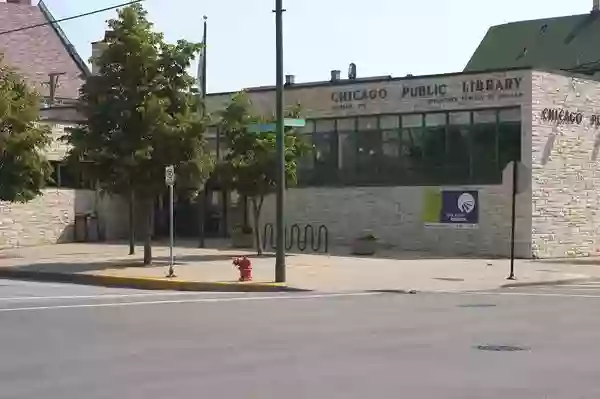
[248, 118, 306, 133]
[165, 165, 175, 277]
[165, 165, 175, 186]
[507, 160, 529, 280]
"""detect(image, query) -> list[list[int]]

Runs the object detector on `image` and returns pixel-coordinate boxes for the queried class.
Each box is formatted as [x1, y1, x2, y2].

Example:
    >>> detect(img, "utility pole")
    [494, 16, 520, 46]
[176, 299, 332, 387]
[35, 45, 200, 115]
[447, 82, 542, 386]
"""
[198, 15, 208, 248]
[274, 0, 286, 282]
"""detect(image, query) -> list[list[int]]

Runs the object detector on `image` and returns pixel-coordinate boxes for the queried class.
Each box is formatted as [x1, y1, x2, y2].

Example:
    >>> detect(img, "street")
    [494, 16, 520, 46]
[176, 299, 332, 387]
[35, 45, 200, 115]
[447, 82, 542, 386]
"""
[1, 280, 600, 398]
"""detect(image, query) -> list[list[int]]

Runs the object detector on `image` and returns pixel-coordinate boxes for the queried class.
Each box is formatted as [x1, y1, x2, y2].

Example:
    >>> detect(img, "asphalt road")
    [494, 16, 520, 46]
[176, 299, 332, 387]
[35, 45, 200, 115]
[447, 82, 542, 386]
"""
[1, 280, 600, 399]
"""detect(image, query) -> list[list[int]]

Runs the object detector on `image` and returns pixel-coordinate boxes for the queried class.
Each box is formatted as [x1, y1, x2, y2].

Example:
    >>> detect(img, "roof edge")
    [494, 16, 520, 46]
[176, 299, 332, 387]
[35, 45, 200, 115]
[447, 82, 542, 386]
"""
[206, 66, 600, 98]
[206, 66, 533, 97]
[38, 0, 91, 79]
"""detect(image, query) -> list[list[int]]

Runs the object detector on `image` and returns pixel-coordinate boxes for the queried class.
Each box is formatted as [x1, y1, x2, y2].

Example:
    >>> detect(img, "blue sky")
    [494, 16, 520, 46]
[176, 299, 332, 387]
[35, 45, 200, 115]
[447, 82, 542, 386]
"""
[43, 0, 595, 93]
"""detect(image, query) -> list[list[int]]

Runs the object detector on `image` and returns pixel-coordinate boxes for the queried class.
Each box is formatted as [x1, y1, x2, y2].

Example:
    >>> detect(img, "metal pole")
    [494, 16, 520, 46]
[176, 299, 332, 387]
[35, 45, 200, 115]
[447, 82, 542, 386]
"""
[507, 161, 518, 280]
[168, 183, 175, 277]
[274, 0, 286, 282]
[198, 16, 208, 248]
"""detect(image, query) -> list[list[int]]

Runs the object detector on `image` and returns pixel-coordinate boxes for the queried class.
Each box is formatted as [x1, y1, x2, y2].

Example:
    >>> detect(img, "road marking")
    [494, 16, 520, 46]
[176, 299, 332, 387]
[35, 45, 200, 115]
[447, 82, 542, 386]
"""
[0, 291, 239, 302]
[0, 292, 381, 313]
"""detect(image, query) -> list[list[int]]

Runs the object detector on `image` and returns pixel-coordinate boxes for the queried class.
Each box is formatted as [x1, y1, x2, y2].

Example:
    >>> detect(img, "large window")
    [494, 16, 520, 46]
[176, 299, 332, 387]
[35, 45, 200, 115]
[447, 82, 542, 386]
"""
[298, 119, 338, 186]
[297, 107, 522, 187]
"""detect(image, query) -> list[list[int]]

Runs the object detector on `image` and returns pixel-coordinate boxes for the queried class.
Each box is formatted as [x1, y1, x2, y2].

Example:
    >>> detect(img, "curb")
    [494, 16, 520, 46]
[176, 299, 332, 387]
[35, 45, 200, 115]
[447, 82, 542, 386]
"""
[500, 277, 596, 288]
[0, 269, 308, 293]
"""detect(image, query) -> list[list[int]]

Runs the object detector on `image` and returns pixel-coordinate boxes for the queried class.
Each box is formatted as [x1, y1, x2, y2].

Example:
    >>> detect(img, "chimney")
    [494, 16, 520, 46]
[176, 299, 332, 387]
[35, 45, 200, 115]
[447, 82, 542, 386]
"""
[285, 74, 295, 85]
[594, 0, 599, 12]
[330, 70, 341, 82]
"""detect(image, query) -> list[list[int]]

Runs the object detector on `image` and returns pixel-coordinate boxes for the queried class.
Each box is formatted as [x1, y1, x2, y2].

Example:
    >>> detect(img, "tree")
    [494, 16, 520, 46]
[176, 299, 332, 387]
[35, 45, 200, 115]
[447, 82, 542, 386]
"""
[216, 92, 309, 255]
[65, 4, 213, 265]
[0, 61, 52, 202]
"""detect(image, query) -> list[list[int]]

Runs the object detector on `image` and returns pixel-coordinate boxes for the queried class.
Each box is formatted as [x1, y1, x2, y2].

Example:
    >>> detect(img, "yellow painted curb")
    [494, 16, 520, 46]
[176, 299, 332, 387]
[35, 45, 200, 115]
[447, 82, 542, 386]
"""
[0, 269, 305, 292]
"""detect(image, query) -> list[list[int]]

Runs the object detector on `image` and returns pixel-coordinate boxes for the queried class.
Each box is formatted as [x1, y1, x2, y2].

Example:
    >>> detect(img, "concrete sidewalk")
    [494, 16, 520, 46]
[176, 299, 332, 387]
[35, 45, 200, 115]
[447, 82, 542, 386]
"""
[0, 242, 599, 292]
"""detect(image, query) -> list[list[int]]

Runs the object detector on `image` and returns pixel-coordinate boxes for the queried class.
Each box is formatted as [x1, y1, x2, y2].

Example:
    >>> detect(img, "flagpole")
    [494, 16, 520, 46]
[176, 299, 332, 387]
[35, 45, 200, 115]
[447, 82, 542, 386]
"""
[198, 15, 208, 248]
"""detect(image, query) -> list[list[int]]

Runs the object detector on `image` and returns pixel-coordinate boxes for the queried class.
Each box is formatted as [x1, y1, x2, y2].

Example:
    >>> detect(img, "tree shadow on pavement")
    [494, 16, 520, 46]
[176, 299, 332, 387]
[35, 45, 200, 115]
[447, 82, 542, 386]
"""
[2, 253, 278, 275]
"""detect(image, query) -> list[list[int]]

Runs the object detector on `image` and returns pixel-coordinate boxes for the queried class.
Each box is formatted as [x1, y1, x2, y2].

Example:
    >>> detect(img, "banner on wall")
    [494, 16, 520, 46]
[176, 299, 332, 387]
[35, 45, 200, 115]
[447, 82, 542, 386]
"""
[423, 189, 479, 228]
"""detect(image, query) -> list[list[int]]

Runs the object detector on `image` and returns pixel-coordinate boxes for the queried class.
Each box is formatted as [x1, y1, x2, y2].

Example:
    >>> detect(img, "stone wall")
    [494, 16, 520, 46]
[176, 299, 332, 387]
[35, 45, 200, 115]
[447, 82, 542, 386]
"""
[0, 189, 128, 249]
[531, 71, 600, 258]
[258, 167, 531, 258]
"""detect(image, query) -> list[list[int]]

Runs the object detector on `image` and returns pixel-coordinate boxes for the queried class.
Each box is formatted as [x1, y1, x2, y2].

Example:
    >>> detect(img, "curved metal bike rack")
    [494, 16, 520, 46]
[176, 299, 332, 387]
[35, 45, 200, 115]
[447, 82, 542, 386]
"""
[262, 222, 328, 253]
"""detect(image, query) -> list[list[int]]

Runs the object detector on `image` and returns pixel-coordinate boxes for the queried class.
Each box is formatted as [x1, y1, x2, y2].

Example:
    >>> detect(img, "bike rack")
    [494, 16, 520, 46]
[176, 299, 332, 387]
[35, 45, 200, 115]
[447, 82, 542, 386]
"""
[262, 222, 329, 253]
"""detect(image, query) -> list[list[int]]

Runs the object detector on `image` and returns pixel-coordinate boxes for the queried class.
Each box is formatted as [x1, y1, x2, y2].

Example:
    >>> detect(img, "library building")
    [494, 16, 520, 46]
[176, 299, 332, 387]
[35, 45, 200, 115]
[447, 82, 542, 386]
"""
[206, 67, 600, 258]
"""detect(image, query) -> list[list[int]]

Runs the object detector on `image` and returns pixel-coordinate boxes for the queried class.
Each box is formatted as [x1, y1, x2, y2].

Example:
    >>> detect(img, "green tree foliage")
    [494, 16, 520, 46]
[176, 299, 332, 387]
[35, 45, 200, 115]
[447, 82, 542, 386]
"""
[216, 92, 309, 255]
[0, 61, 51, 202]
[65, 4, 212, 264]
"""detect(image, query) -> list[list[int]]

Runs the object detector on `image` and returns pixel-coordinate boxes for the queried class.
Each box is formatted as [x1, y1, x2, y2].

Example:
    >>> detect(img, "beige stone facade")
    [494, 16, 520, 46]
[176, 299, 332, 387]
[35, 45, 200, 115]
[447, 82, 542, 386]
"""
[206, 69, 536, 257]
[530, 71, 600, 258]
[0, 189, 127, 249]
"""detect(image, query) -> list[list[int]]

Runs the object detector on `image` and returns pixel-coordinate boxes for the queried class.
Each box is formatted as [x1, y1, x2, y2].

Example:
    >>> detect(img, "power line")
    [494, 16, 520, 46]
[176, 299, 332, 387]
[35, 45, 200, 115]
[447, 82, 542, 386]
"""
[0, 0, 145, 37]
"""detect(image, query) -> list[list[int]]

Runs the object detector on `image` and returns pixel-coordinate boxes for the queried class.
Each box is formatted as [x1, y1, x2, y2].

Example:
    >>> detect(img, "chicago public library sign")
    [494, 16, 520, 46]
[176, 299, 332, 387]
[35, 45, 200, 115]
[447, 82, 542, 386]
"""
[330, 75, 524, 111]
[541, 108, 600, 127]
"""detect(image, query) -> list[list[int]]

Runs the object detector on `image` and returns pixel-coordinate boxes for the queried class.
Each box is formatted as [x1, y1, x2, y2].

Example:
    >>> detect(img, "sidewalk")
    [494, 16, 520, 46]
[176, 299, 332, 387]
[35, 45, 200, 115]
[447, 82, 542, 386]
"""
[0, 241, 599, 292]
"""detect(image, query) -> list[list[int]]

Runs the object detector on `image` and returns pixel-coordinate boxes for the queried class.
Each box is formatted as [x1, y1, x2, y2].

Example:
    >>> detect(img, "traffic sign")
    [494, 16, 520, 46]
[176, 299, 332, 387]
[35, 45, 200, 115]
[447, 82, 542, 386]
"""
[165, 165, 175, 186]
[248, 118, 306, 133]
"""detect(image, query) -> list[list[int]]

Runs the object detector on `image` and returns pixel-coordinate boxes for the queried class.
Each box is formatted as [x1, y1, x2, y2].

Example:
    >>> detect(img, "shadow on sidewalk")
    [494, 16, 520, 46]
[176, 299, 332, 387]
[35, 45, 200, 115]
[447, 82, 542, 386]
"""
[1, 252, 277, 275]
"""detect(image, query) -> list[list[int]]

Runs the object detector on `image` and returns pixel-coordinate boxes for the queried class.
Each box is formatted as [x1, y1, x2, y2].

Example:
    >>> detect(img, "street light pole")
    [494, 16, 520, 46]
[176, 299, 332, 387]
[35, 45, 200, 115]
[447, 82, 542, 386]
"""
[274, 0, 286, 283]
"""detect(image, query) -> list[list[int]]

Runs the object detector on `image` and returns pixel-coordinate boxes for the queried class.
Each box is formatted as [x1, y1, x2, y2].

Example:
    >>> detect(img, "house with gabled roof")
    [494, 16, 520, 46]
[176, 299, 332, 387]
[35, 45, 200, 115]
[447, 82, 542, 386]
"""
[465, 2, 600, 76]
[0, 0, 126, 248]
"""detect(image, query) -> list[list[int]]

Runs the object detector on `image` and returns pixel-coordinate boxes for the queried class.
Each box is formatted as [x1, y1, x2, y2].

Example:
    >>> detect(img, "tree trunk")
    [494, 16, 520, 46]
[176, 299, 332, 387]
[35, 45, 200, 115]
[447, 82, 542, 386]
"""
[128, 188, 135, 255]
[198, 188, 205, 248]
[143, 198, 154, 265]
[242, 195, 249, 227]
[251, 196, 264, 256]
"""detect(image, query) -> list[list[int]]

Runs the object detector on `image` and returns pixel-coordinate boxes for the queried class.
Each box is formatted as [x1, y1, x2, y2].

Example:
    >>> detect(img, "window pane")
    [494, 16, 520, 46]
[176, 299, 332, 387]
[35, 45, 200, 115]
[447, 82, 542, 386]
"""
[449, 111, 470, 125]
[311, 131, 338, 185]
[446, 123, 471, 184]
[422, 122, 446, 183]
[473, 110, 497, 124]
[297, 134, 315, 175]
[340, 132, 357, 177]
[336, 118, 355, 132]
[316, 119, 335, 132]
[300, 120, 315, 134]
[402, 114, 422, 128]
[499, 107, 521, 122]
[382, 130, 400, 182]
[358, 116, 378, 130]
[399, 127, 424, 183]
[498, 122, 521, 171]
[351, 131, 383, 185]
[471, 115, 499, 183]
[380, 115, 399, 129]
[425, 113, 446, 127]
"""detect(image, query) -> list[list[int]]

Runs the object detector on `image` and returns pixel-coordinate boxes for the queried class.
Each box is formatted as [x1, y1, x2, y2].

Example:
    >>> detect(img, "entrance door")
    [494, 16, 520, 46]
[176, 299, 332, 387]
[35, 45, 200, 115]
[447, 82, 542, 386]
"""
[153, 189, 226, 239]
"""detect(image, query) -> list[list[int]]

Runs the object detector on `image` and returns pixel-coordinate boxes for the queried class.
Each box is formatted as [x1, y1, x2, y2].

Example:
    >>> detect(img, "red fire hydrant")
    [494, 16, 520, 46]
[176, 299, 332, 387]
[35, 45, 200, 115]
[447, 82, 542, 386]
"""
[233, 256, 252, 282]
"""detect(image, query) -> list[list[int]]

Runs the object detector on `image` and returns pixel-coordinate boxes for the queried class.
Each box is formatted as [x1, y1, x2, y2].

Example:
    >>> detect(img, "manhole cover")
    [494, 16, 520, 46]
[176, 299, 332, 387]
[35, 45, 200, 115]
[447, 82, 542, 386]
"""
[475, 345, 529, 352]
[434, 277, 465, 282]
[458, 304, 497, 308]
